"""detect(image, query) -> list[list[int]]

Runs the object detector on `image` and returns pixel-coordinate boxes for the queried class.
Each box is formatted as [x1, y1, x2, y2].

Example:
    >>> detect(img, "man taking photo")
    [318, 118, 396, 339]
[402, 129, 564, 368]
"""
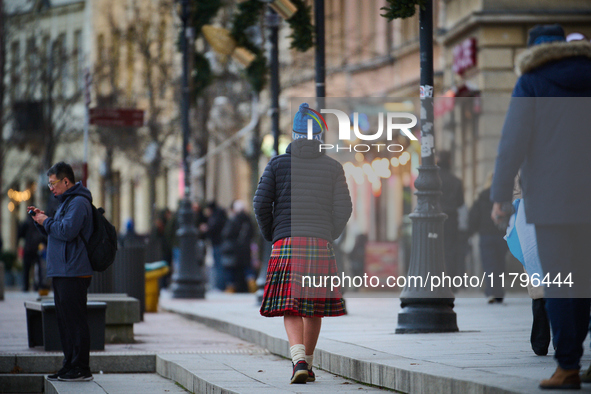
[27, 162, 94, 382]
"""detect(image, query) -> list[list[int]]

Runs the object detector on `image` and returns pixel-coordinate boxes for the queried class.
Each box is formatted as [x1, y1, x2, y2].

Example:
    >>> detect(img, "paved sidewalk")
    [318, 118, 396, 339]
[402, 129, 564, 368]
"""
[159, 290, 591, 394]
[0, 291, 387, 393]
[0, 290, 264, 355]
[3, 290, 591, 393]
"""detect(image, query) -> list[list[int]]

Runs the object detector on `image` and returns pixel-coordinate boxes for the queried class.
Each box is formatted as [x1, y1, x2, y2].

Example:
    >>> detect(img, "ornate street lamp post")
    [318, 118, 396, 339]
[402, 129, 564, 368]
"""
[255, 7, 282, 303]
[395, 0, 458, 333]
[171, 0, 206, 298]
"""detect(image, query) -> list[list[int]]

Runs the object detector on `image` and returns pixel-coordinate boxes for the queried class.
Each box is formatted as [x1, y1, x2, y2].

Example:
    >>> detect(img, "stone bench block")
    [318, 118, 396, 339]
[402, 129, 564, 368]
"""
[39, 294, 140, 344]
[25, 301, 106, 351]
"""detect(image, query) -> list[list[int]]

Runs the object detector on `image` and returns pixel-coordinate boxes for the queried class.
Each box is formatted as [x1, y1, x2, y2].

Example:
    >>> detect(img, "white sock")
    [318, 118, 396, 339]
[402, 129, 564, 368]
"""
[290, 344, 306, 364]
[305, 354, 314, 370]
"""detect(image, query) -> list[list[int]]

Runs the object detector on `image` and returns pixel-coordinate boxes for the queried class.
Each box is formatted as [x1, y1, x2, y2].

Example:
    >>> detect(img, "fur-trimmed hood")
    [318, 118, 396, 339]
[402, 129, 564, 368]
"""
[514, 40, 591, 93]
[516, 40, 591, 76]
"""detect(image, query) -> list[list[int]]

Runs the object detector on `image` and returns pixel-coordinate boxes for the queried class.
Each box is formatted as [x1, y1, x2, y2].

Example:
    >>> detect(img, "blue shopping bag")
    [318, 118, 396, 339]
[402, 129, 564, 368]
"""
[504, 199, 544, 278]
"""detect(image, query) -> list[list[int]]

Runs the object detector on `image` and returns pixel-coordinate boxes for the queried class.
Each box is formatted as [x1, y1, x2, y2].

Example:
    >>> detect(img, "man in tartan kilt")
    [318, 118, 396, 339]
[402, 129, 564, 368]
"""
[254, 102, 352, 384]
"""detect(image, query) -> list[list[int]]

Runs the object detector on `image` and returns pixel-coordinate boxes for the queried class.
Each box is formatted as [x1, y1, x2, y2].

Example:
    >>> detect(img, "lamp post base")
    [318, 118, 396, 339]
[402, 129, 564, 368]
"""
[170, 281, 205, 299]
[396, 300, 458, 333]
[171, 198, 205, 299]
[395, 165, 458, 333]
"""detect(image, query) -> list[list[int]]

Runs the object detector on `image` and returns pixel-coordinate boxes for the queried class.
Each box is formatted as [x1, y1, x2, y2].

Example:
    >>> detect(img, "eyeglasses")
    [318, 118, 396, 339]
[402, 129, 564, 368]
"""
[47, 179, 63, 189]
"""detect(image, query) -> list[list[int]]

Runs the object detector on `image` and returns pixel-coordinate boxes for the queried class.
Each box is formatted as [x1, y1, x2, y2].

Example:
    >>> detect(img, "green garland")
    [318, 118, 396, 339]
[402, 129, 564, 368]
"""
[183, 0, 223, 99]
[230, 0, 315, 92]
[230, 1, 268, 93]
[182, 0, 315, 95]
[286, 0, 314, 52]
[192, 0, 223, 33]
[191, 52, 212, 101]
[380, 0, 426, 20]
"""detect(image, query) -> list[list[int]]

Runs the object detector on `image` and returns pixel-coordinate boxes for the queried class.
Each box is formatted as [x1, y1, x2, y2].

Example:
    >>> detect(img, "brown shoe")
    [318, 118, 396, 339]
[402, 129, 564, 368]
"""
[539, 366, 580, 390]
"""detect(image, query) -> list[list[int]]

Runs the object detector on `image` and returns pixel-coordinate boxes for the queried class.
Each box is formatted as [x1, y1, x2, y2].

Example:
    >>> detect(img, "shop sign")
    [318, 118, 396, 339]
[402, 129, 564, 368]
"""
[453, 38, 477, 75]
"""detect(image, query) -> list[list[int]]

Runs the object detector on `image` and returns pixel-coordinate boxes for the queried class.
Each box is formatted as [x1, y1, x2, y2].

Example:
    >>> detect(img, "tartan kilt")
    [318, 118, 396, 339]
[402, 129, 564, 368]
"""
[260, 237, 346, 317]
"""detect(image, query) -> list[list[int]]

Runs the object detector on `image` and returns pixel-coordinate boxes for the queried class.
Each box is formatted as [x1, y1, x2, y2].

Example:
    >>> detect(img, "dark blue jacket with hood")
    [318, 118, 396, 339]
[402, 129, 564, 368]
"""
[491, 40, 591, 224]
[37, 182, 94, 277]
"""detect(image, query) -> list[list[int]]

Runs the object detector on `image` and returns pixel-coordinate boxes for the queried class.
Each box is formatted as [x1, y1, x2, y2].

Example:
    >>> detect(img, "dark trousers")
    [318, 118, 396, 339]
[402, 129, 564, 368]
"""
[531, 298, 551, 354]
[228, 266, 248, 293]
[212, 244, 228, 291]
[22, 253, 40, 292]
[52, 277, 92, 371]
[479, 235, 508, 298]
[536, 224, 591, 370]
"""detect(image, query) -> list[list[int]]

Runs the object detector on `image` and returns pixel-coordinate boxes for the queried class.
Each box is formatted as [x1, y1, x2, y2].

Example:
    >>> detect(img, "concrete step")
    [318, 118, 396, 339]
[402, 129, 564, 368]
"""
[44, 373, 190, 394]
[0, 374, 44, 393]
[156, 352, 388, 394]
[0, 354, 155, 374]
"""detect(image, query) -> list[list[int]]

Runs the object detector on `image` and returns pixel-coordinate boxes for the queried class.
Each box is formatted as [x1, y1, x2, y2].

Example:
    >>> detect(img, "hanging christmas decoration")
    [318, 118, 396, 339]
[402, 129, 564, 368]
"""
[229, 0, 315, 92]
[202, 25, 237, 57]
[381, 0, 426, 20]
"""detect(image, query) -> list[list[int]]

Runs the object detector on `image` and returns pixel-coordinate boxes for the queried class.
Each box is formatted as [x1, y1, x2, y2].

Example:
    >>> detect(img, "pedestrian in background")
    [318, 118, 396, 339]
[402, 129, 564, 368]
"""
[220, 200, 254, 293]
[348, 233, 368, 280]
[150, 210, 167, 258]
[200, 201, 228, 291]
[254, 103, 352, 384]
[468, 172, 508, 304]
[120, 218, 140, 248]
[437, 151, 465, 285]
[27, 162, 94, 382]
[491, 24, 591, 390]
[18, 216, 47, 293]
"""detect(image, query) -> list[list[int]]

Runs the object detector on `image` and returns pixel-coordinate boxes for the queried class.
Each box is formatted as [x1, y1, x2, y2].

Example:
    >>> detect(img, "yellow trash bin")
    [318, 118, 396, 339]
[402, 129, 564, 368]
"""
[145, 262, 170, 313]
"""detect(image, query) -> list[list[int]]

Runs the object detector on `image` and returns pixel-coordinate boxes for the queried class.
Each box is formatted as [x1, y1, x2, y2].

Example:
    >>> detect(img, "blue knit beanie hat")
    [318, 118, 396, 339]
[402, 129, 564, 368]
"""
[292, 103, 324, 141]
[527, 24, 565, 47]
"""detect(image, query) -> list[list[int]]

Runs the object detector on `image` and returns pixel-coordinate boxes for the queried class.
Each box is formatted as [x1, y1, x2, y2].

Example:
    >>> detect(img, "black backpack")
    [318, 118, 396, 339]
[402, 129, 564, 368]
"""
[65, 195, 118, 272]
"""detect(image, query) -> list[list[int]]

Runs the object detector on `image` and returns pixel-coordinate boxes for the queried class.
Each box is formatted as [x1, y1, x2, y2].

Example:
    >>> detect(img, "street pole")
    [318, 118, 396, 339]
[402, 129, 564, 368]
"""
[171, 0, 205, 299]
[314, 0, 325, 101]
[0, 0, 5, 231]
[269, 9, 280, 156]
[83, 68, 91, 187]
[256, 8, 281, 303]
[395, 0, 458, 333]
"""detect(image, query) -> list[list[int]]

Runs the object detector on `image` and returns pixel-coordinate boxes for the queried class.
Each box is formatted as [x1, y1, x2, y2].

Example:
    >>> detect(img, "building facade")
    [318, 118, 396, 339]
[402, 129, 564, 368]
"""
[276, 0, 591, 275]
[2, 0, 183, 254]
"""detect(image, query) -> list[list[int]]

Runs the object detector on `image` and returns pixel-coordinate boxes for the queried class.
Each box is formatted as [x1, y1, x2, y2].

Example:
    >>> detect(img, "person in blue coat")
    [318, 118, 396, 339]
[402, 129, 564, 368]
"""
[28, 162, 94, 382]
[490, 24, 591, 390]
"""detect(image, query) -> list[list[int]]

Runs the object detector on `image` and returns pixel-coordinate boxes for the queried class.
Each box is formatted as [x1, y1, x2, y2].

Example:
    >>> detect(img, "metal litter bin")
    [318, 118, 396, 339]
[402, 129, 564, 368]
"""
[88, 264, 114, 294]
[113, 244, 146, 320]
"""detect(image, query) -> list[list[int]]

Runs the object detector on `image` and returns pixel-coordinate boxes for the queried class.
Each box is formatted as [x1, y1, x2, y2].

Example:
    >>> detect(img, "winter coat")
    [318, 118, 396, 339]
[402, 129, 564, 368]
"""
[204, 207, 227, 246]
[253, 138, 353, 244]
[439, 168, 464, 218]
[491, 40, 591, 224]
[469, 188, 505, 237]
[36, 182, 94, 277]
[18, 218, 46, 257]
[220, 212, 254, 268]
